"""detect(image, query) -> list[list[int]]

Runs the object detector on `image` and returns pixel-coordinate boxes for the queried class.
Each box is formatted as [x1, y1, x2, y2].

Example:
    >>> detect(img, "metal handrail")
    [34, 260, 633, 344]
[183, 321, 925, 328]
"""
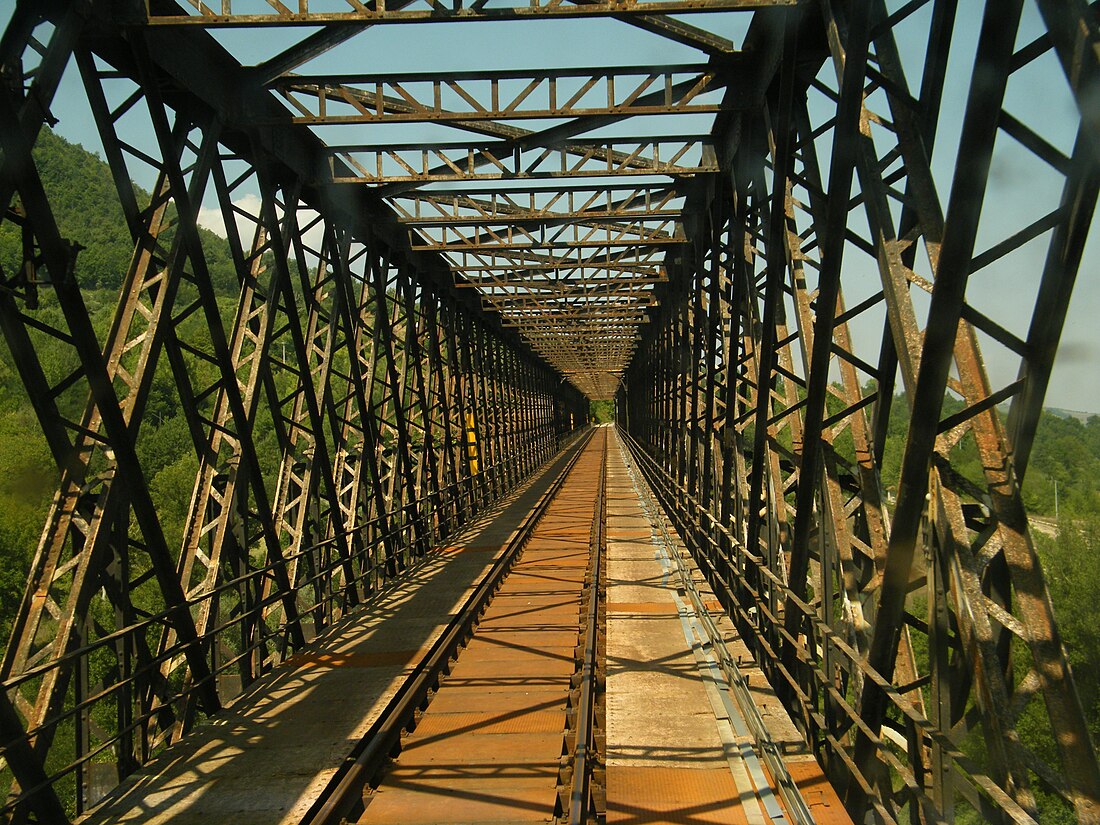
[617, 427, 815, 825]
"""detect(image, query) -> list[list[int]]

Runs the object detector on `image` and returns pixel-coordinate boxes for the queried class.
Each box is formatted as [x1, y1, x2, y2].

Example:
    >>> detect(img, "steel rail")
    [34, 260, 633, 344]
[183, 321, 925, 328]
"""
[300, 427, 595, 825]
[567, 431, 607, 825]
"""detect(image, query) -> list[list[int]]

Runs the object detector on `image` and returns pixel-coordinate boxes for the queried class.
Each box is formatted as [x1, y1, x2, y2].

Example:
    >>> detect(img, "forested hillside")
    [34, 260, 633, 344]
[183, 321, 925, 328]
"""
[0, 129, 238, 636]
[3, 132, 1099, 821]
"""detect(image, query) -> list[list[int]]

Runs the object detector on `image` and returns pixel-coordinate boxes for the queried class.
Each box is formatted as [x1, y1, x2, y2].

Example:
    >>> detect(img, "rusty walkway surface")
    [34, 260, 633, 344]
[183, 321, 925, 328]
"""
[606, 429, 848, 825]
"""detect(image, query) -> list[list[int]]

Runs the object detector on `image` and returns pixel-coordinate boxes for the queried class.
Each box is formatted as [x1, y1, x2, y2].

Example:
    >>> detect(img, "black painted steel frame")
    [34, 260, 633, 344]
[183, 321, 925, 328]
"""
[0, 2, 585, 820]
[620, 2, 1100, 823]
[0, 0, 1098, 823]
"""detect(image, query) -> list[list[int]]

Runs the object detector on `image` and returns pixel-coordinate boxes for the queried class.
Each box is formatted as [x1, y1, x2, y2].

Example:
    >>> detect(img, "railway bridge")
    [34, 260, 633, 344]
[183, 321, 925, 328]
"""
[1, 1, 1099, 822]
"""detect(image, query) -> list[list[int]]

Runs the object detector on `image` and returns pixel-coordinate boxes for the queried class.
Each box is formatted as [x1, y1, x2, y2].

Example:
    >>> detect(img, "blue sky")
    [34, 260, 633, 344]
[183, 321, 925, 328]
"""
[1, 0, 1097, 413]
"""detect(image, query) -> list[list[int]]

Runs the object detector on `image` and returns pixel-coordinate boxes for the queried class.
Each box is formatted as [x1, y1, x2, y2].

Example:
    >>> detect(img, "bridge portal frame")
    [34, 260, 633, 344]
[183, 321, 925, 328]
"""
[1, 1, 1099, 823]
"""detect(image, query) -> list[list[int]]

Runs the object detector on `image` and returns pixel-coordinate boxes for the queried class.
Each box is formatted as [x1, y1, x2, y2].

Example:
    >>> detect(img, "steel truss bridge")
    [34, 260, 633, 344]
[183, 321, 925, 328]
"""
[0, 0, 1098, 822]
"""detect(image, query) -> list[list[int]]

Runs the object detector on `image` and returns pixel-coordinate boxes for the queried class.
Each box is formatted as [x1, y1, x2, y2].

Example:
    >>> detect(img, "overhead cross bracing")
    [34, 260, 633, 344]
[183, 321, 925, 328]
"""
[120, 14, 751, 400]
[315, 112, 718, 399]
[137, 5, 753, 401]
[300, 90, 722, 396]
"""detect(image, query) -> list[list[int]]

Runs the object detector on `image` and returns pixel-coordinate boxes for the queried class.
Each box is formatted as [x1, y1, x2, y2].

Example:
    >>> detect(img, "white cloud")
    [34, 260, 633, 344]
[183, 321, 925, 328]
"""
[196, 205, 228, 238]
[196, 193, 264, 246]
[295, 208, 328, 256]
[196, 197, 331, 266]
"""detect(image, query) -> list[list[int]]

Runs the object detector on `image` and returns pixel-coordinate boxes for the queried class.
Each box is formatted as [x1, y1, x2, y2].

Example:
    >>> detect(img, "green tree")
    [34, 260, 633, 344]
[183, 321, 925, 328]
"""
[0, 407, 56, 638]
[590, 399, 615, 423]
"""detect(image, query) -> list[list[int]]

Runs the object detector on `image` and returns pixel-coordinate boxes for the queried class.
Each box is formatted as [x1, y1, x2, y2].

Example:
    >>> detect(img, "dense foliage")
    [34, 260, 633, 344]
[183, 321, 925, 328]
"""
[589, 399, 615, 423]
[0, 129, 238, 639]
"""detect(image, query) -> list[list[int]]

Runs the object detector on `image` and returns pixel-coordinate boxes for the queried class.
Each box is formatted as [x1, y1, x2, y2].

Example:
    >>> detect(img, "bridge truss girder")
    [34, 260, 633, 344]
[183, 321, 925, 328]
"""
[0, 0, 1098, 823]
[621, 2, 1100, 823]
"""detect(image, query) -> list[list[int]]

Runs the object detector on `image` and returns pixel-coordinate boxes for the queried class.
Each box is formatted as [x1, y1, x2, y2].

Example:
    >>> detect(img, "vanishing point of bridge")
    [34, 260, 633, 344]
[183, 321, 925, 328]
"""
[1, 1, 1098, 823]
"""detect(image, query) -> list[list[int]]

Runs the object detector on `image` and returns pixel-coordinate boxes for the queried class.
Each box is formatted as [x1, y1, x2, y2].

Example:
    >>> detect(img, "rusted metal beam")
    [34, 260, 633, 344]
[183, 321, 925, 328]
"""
[274, 64, 736, 124]
[144, 0, 798, 26]
[330, 136, 717, 183]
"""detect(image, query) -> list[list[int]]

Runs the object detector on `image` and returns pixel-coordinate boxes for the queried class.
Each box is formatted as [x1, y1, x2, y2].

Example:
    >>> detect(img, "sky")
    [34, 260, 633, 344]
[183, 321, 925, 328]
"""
[0, 0, 1097, 413]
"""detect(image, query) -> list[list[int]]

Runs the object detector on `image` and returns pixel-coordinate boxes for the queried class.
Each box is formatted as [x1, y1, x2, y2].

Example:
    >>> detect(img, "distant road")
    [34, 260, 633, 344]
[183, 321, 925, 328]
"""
[1029, 517, 1058, 538]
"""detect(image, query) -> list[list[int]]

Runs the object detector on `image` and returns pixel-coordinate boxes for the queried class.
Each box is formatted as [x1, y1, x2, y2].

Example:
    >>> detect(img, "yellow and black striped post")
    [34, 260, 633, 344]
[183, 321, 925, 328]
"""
[465, 411, 479, 475]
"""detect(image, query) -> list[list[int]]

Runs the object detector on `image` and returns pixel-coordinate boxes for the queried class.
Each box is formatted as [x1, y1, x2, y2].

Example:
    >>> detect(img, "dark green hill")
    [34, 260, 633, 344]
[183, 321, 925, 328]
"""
[0, 129, 241, 636]
[0, 128, 238, 293]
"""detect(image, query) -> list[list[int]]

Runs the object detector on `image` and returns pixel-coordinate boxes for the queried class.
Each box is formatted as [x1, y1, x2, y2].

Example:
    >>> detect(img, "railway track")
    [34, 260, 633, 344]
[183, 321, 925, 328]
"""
[299, 426, 830, 825]
[303, 428, 608, 825]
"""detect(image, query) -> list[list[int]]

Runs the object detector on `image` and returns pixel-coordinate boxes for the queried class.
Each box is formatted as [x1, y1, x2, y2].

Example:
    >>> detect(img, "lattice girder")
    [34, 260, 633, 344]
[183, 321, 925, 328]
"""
[2, 0, 1100, 822]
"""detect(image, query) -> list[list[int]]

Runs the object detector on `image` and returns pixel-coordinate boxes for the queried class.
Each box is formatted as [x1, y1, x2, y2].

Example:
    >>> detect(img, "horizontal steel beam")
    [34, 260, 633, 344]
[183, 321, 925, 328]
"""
[399, 209, 686, 226]
[504, 316, 648, 326]
[330, 136, 717, 183]
[412, 218, 680, 243]
[399, 211, 685, 228]
[496, 317, 649, 328]
[453, 266, 665, 278]
[523, 320, 645, 326]
[441, 244, 671, 268]
[466, 282, 662, 294]
[456, 275, 665, 287]
[487, 298, 654, 310]
[145, 0, 797, 26]
[282, 63, 722, 84]
[273, 65, 736, 123]
[392, 187, 688, 226]
[412, 237, 685, 251]
[392, 182, 681, 199]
